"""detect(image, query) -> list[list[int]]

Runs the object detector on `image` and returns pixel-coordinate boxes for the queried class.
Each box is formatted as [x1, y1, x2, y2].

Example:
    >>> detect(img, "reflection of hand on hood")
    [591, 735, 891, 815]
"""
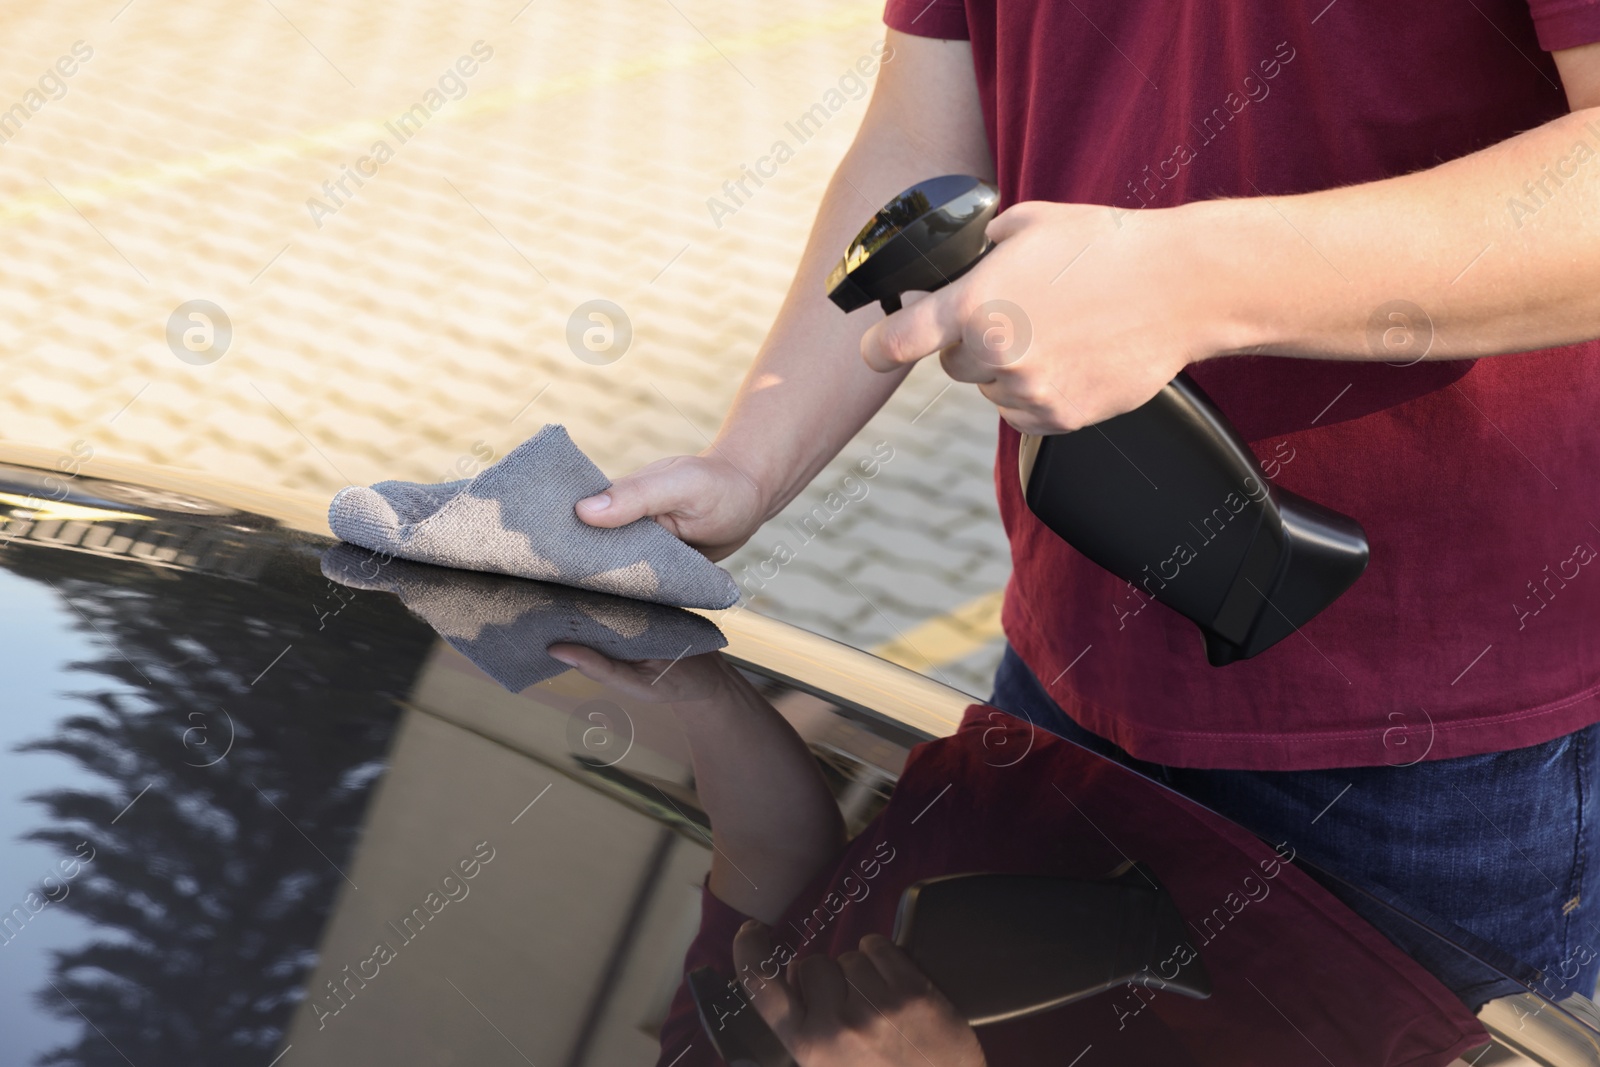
[321, 544, 726, 693]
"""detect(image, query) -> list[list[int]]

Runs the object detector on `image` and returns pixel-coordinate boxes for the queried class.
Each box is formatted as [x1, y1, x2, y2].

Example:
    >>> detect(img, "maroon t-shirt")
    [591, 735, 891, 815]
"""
[885, 0, 1600, 769]
[656, 708, 1484, 1066]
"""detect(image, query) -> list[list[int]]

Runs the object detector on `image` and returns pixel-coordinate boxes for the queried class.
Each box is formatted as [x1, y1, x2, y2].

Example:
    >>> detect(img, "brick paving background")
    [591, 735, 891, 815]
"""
[0, 0, 1010, 695]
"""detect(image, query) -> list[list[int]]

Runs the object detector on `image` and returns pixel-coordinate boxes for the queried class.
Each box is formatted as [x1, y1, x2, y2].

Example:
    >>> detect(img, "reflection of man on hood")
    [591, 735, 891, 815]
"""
[548, 645, 1486, 1067]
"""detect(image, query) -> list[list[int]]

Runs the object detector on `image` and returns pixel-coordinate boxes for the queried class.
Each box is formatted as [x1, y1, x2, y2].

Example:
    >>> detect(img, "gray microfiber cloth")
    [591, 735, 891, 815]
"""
[321, 544, 727, 693]
[326, 424, 739, 609]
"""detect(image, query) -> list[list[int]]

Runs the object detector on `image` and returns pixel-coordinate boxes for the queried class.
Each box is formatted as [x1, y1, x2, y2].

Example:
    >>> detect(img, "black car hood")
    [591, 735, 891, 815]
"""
[0, 454, 1573, 1066]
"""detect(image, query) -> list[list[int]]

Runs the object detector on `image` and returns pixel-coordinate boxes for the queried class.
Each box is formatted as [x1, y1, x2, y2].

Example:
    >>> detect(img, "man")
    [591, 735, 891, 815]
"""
[578, 1, 1600, 1002]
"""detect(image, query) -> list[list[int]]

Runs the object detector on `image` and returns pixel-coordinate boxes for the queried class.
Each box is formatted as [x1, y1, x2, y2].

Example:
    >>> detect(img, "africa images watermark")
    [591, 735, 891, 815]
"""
[727, 440, 895, 610]
[1506, 117, 1600, 228]
[1110, 465, 1290, 631]
[1117, 40, 1296, 210]
[1111, 841, 1296, 1031]
[310, 839, 498, 1029]
[705, 39, 893, 230]
[307, 41, 495, 229]
[1513, 535, 1596, 631]
[693, 839, 899, 1035]
[0, 841, 96, 949]
[0, 40, 94, 147]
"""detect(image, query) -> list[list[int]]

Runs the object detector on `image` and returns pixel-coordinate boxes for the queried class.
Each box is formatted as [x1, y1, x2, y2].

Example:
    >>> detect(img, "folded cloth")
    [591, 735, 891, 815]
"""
[322, 544, 727, 692]
[327, 424, 738, 609]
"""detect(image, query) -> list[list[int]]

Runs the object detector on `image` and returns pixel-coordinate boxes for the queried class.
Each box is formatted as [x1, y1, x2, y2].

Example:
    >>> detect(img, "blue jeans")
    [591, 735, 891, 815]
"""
[990, 644, 1600, 1011]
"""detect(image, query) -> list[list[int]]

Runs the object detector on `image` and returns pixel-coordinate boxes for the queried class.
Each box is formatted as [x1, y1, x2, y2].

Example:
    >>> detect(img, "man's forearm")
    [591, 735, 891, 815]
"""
[713, 32, 991, 521]
[1199, 106, 1600, 364]
[674, 663, 845, 922]
[712, 147, 917, 521]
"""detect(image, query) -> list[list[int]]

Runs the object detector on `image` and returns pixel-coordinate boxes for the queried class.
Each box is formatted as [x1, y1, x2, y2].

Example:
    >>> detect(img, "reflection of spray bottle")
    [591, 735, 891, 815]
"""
[826, 175, 1368, 665]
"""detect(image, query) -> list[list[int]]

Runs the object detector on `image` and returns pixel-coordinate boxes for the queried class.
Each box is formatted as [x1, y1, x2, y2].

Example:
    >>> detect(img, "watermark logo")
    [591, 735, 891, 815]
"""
[307, 42, 494, 229]
[1119, 40, 1296, 208]
[566, 699, 634, 768]
[978, 708, 1035, 768]
[1506, 117, 1600, 229]
[0, 841, 95, 949]
[167, 300, 232, 365]
[1381, 707, 1435, 767]
[311, 840, 497, 1029]
[566, 299, 631, 366]
[970, 299, 1032, 367]
[705, 41, 892, 229]
[0, 40, 93, 147]
[728, 441, 894, 610]
[1514, 539, 1597, 631]
[181, 707, 236, 768]
[1365, 299, 1432, 367]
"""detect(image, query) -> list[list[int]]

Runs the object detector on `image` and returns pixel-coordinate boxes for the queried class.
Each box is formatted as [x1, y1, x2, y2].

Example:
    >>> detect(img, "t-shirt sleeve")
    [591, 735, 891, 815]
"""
[1526, 0, 1600, 51]
[883, 0, 970, 40]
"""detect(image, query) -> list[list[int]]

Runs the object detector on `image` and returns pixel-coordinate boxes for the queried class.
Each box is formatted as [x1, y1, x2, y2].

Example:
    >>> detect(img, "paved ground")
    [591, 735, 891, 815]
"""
[0, 0, 1011, 696]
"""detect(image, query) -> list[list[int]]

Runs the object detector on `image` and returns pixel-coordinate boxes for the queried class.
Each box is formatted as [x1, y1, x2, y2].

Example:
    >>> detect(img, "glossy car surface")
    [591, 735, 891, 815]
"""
[0, 444, 1595, 1067]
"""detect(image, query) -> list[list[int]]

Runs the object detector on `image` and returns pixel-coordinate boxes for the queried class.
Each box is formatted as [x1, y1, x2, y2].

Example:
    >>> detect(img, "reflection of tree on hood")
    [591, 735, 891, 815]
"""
[3, 540, 433, 1066]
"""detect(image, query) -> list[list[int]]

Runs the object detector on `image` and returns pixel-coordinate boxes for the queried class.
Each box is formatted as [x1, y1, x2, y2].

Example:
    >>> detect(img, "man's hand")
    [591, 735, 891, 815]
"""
[859, 201, 1238, 434]
[865, 70, 1600, 408]
[575, 451, 767, 561]
[733, 922, 987, 1067]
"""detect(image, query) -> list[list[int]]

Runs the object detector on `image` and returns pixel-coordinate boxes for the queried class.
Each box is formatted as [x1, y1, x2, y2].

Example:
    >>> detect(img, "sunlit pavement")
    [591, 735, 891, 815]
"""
[0, 0, 1009, 694]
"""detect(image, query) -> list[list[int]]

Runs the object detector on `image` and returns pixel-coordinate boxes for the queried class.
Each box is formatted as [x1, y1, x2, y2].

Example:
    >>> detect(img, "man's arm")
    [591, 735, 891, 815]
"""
[1212, 42, 1600, 363]
[863, 44, 1600, 435]
[549, 646, 844, 922]
[577, 29, 991, 558]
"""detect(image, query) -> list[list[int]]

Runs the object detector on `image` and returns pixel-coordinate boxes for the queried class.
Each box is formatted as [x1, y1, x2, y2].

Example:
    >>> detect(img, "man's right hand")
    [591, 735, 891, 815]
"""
[575, 452, 767, 561]
[733, 923, 988, 1067]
